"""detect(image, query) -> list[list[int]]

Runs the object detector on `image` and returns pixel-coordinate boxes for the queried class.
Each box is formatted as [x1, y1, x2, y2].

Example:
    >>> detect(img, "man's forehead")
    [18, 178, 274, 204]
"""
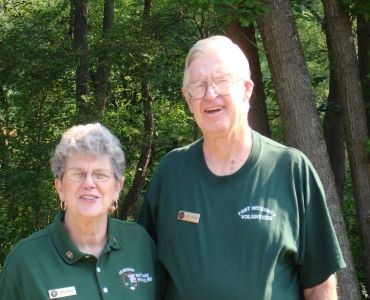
[187, 64, 233, 78]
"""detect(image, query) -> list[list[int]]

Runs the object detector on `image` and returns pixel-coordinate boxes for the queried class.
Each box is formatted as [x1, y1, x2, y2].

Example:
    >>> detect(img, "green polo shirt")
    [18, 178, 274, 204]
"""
[0, 212, 159, 299]
[139, 130, 346, 300]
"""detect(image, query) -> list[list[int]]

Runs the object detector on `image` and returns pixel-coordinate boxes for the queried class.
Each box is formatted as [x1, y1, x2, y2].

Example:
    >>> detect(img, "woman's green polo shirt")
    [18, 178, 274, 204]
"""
[0, 212, 159, 299]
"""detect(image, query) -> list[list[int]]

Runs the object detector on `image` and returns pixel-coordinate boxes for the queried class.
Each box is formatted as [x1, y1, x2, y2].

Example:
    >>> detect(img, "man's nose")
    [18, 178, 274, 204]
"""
[204, 82, 218, 100]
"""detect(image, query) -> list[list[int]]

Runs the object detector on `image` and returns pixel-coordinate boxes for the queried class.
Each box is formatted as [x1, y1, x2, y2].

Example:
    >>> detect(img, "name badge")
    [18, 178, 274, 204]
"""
[177, 211, 200, 224]
[48, 286, 77, 299]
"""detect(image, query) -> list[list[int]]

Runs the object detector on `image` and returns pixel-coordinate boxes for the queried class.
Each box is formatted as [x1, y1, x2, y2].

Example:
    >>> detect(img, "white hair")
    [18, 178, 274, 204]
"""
[50, 123, 126, 180]
[183, 35, 251, 87]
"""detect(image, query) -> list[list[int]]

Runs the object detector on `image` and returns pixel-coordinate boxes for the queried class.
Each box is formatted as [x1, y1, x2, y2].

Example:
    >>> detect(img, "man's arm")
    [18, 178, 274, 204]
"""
[303, 274, 337, 300]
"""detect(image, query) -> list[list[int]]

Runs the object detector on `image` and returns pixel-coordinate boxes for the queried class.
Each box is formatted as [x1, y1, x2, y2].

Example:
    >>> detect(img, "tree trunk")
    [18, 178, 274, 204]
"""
[74, 0, 91, 123]
[68, 0, 74, 39]
[226, 21, 271, 137]
[322, 15, 345, 203]
[301, 0, 346, 203]
[357, 3, 370, 132]
[322, 0, 370, 291]
[96, 0, 114, 116]
[323, 72, 345, 202]
[119, 0, 154, 220]
[119, 83, 154, 220]
[257, 0, 361, 298]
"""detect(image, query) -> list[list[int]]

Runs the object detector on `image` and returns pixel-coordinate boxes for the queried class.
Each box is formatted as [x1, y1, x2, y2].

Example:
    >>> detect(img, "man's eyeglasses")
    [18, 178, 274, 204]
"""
[64, 168, 113, 182]
[184, 79, 242, 100]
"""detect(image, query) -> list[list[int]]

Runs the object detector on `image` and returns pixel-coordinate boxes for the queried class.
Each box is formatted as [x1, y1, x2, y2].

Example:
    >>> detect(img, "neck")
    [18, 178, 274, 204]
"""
[203, 127, 252, 176]
[64, 213, 108, 258]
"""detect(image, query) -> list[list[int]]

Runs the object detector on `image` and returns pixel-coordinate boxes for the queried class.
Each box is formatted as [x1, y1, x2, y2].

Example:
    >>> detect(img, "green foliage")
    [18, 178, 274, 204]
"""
[293, 1, 330, 114]
[165, 0, 268, 33]
[0, 1, 202, 263]
[365, 139, 370, 154]
[0, 0, 76, 265]
[337, 0, 370, 18]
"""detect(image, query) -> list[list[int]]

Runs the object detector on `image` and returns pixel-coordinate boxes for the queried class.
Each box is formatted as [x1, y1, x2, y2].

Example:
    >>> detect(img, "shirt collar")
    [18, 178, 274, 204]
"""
[51, 212, 122, 264]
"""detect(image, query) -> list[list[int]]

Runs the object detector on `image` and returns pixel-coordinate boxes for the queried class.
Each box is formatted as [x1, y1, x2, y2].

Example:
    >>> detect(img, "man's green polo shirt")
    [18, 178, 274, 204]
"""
[0, 212, 159, 299]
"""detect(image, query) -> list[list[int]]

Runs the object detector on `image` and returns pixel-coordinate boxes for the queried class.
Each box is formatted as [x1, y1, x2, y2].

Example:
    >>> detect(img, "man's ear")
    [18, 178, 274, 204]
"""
[182, 87, 193, 114]
[181, 86, 187, 98]
[244, 80, 254, 101]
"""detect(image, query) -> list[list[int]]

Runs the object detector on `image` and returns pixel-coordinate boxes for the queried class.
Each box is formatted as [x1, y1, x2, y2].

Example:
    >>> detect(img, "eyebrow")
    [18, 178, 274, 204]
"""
[188, 74, 232, 84]
[214, 69, 231, 77]
[66, 167, 110, 172]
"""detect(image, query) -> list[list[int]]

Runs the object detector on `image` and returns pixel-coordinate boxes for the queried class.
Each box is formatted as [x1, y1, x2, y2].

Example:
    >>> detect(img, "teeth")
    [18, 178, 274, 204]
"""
[81, 195, 97, 199]
[205, 106, 222, 112]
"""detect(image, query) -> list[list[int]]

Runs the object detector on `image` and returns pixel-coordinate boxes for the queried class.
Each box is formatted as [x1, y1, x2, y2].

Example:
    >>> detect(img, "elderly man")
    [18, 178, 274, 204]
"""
[140, 35, 345, 299]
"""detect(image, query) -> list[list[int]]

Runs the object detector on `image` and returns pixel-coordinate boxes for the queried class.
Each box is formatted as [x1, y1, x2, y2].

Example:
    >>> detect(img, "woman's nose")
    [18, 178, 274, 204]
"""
[81, 173, 97, 187]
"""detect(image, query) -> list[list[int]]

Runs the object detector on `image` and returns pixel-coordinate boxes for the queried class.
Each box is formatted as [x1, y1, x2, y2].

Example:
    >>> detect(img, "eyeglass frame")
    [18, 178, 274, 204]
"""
[183, 78, 244, 100]
[62, 168, 115, 182]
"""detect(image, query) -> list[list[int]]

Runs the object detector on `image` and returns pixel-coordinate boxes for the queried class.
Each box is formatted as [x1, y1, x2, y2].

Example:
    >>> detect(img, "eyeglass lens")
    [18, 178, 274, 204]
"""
[187, 79, 235, 100]
[65, 169, 112, 182]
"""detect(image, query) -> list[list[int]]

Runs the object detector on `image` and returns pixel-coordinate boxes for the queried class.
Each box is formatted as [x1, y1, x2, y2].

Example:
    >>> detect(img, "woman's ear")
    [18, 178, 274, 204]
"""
[54, 178, 64, 200]
[117, 177, 124, 192]
[113, 177, 124, 201]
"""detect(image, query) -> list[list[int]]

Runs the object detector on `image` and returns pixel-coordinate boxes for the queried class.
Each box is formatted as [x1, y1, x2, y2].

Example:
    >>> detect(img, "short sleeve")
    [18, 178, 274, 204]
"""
[297, 157, 346, 288]
[0, 267, 21, 300]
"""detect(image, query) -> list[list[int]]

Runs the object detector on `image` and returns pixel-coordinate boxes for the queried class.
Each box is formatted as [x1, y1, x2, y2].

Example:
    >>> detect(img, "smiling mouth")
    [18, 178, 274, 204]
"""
[204, 106, 223, 113]
[80, 195, 98, 200]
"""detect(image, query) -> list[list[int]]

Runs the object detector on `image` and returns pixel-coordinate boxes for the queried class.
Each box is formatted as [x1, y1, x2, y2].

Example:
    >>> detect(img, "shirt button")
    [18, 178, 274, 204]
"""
[65, 251, 74, 260]
[97, 267, 101, 273]
[103, 287, 108, 293]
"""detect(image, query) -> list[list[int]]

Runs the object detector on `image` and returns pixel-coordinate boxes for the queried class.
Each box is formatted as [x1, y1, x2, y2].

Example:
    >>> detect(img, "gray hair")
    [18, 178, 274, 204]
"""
[50, 123, 126, 180]
[183, 35, 251, 87]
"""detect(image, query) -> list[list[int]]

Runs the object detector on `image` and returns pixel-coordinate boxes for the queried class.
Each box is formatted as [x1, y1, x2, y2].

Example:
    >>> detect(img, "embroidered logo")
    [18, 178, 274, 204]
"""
[119, 268, 153, 291]
[238, 205, 276, 221]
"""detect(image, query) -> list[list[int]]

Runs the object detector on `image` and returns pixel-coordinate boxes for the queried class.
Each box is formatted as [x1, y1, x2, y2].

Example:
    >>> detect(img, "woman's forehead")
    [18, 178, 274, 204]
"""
[66, 152, 110, 165]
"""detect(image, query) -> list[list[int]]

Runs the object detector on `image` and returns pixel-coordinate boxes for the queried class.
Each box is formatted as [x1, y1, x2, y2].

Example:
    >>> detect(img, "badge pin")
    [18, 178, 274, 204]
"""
[177, 211, 200, 224]
[48, 286, 77, 299]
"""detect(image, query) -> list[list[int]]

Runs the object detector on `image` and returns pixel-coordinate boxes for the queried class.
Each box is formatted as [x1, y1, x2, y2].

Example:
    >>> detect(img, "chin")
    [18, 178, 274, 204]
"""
[202, 125, 229, 136]
[78, 209, 107, 219]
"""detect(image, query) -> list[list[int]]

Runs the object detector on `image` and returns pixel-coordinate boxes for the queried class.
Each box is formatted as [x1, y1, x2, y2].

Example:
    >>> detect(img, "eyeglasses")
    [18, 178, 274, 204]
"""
[65, 168, 113, 182]
[184, 79, 242, 100]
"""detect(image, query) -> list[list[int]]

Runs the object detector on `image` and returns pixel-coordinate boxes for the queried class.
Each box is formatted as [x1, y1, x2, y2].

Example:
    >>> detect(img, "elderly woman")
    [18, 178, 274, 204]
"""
[0, 123, 159, 299]
[139, 36, 345, 299]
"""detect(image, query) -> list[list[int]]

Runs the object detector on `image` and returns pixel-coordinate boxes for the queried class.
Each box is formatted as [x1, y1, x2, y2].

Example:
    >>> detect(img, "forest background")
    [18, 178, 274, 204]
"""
[0, 0, 369, 298]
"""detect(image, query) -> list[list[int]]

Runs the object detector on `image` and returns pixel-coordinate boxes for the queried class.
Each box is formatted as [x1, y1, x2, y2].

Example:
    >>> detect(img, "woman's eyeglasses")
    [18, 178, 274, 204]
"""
[64, 168, 113, 182]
